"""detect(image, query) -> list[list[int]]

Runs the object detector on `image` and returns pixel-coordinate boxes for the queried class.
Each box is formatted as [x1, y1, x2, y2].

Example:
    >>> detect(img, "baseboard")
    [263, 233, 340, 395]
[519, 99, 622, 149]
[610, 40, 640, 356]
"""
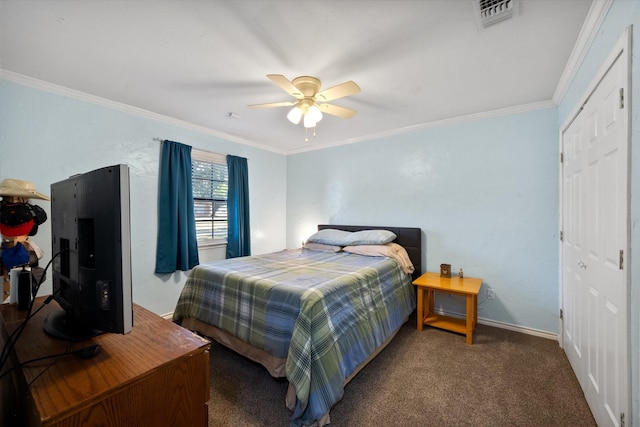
[434, 308, 558, 341]
[478, 317, 557, 341]
[161, 312, 174, 321]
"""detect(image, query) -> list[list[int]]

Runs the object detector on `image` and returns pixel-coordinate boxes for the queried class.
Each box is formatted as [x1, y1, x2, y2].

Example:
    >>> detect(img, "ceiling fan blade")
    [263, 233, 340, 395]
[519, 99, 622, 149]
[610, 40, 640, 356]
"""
[315, 81, 361, 102]
[267, 74, 303, 98]
[318, 103, 358, 119]
[248, 101, 296, 109]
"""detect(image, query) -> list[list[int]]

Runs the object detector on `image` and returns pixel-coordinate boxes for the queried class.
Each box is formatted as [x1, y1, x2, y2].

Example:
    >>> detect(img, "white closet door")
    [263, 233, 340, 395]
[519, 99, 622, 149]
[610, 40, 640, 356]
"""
[561, 103, 586, 385]
[561, 49, 628, 427]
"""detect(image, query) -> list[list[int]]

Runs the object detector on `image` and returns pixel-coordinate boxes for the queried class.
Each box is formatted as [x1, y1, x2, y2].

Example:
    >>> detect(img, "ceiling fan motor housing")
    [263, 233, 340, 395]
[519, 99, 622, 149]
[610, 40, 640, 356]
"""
[291, 76, 322, 98]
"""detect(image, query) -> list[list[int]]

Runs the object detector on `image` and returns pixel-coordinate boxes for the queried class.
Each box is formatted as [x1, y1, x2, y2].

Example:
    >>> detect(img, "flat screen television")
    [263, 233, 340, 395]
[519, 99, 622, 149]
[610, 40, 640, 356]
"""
[43, 164, 133, 341]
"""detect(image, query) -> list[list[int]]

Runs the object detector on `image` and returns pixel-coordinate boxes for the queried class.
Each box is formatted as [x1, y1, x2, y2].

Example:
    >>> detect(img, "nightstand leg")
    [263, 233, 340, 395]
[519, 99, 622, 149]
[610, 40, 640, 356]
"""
[473, 294, 478, 328]
[416, 288, 424, 331]
[465, 295, 473, 345]
[427, 290, 435, 317]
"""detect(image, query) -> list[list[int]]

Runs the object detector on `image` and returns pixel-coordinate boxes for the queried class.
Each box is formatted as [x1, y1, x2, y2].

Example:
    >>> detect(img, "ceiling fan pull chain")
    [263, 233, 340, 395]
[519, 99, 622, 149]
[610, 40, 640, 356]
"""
[305, 127, 309, 142]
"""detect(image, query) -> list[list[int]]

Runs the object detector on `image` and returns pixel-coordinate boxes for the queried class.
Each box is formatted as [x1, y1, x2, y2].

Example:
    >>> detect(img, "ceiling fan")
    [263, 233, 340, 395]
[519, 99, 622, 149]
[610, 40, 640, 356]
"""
[248, 74, 361, 140]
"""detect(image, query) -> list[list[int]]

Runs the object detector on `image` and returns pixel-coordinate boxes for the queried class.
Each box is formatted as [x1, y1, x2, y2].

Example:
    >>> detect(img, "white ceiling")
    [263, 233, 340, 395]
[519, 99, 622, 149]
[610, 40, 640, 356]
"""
[0, 0, 593, 154]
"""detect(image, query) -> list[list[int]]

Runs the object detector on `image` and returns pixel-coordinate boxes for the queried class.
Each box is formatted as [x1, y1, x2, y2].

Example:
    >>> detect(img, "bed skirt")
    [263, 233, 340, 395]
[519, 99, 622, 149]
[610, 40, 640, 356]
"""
[180, 316, 407, 427]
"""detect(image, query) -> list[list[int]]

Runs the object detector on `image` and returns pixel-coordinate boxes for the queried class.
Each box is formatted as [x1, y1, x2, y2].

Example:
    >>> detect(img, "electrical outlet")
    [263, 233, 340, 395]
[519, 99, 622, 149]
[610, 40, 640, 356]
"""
[487, 288, 496, 300]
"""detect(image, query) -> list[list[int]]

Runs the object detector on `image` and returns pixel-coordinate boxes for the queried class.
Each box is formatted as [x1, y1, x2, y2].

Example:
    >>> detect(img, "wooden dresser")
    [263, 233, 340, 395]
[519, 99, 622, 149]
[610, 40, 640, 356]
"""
[0, 298, 210, 427]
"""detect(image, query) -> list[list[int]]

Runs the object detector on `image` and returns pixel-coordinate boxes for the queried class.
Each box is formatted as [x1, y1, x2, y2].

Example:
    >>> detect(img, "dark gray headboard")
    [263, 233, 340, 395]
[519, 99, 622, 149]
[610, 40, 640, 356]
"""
[318, 224, 422, 281]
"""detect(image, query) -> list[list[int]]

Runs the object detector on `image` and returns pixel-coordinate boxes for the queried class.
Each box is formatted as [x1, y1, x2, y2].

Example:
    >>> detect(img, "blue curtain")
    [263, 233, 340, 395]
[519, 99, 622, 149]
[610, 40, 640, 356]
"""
[155, 140, 199, 273]
[226, 155, 251, 258]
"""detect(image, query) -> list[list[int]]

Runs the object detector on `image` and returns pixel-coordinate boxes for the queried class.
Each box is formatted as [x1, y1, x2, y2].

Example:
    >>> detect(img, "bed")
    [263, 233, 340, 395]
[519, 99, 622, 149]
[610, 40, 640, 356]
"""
[173, 224, 422, 426]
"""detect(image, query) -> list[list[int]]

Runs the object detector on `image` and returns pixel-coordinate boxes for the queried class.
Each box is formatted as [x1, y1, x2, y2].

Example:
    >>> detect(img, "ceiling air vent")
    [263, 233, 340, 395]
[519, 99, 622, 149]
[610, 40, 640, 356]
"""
[475, 0, 519, 28]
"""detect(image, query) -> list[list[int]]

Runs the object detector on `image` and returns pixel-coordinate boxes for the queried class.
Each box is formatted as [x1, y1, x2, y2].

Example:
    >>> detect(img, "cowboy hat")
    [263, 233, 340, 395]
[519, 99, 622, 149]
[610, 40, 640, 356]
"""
[0, 178, 50, 201]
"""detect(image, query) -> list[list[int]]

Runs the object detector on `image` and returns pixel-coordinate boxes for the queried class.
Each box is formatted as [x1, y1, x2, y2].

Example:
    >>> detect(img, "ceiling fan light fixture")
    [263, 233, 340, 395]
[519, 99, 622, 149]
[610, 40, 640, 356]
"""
[308, 104, 323, 123]
[287, 106, 303, 124]
[303, 113, 317, 128]
[249, 74, 360, 141]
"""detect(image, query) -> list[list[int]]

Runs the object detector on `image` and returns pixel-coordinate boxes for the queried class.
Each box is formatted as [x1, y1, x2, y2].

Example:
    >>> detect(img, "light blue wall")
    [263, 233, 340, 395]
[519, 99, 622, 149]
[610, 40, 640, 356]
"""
[287, 108, 560, 333]
[0, 80, 287, 316]
[557, 1, 639, 424]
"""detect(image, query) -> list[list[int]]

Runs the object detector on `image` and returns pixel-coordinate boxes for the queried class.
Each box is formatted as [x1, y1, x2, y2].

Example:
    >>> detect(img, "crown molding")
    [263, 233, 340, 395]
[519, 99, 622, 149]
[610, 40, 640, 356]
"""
[552, 0, 613, 105]
[2, 70, 554, 157]
[0, 69, 287, 155]
[287, 100, 556, 155]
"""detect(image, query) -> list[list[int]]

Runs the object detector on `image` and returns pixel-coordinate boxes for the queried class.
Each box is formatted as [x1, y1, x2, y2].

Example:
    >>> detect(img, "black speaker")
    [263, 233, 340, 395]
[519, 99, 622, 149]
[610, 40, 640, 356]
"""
[17, 268, 32, 310]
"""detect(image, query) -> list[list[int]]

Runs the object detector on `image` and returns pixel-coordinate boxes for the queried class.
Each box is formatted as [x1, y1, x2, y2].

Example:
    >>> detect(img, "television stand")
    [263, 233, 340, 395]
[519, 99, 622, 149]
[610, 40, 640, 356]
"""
[0, 297, 210, 426]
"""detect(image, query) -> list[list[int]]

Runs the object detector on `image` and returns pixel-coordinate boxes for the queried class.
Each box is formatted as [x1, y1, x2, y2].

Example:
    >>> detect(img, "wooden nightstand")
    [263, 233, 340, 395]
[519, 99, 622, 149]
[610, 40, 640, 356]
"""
[413, 272, 483, 345]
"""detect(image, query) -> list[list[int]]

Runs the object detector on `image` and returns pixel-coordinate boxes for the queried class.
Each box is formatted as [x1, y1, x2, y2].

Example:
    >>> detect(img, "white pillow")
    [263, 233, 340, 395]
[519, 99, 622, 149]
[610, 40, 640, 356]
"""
[305, 229, 353, 245]
[306, 228, 397, 246]
[347, 229, 397, 245]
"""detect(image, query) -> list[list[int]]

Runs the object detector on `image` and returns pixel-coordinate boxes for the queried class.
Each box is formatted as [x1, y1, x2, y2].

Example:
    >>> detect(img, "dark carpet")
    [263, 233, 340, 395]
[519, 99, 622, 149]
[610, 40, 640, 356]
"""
[207, 317, 596, 426]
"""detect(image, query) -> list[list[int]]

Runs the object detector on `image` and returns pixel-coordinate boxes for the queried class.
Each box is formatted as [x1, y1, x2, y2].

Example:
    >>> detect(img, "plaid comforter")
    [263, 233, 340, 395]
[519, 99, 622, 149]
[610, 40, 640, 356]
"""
[173, 248, 415, 426]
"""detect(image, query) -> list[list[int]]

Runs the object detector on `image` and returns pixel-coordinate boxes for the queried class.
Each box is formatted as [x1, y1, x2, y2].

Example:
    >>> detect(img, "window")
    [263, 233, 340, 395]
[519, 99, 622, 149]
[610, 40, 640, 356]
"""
[191, 149, 228, 245]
